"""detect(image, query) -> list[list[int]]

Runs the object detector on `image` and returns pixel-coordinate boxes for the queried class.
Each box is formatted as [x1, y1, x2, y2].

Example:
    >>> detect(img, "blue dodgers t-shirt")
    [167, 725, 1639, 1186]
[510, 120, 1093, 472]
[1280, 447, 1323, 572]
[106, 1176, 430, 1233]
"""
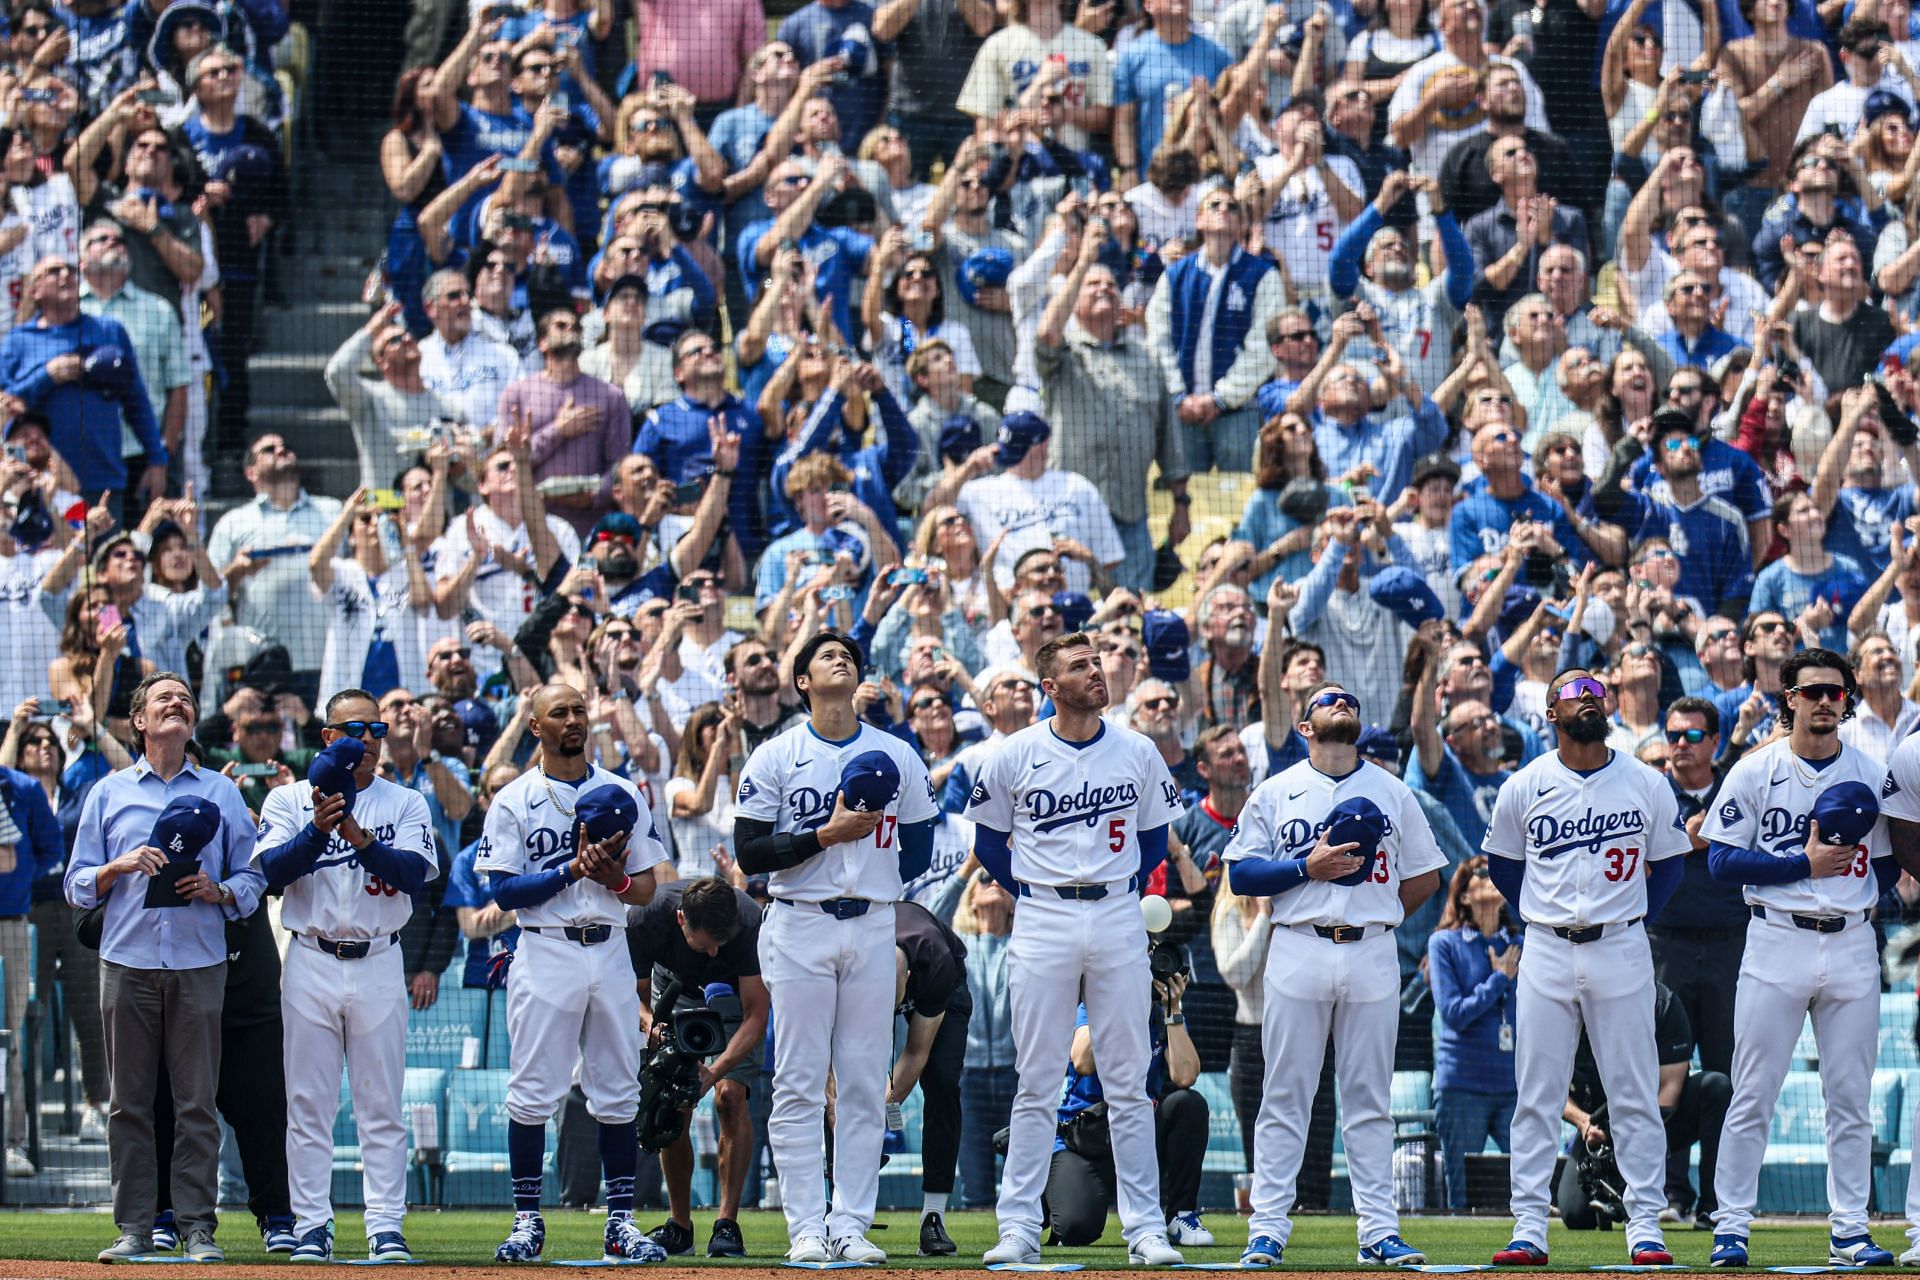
[442, 839, 515, 989]
[1629, 436, 1772, 525]
[1750, 554, 1871, 651]
[1827, 483, 1914, 572]
[1448, 484, 1558, 576]
[775, 1, 894, 148]
[1113, 31, 1233, 172]
[1407, 746, 1507, 850]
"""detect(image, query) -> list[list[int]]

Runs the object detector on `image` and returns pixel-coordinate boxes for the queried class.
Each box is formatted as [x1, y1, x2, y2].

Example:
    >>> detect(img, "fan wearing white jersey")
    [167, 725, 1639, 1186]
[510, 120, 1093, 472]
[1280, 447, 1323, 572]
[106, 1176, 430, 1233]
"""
[1701, 649, 1898, 1269]
[964, 630, 1187, 1268]
[731, 630, 940, 1266]
[1482, 669, 1691, 1269]
[253, 689, 437, 1265]
[474, 683, 668, 1266]
[1224, 682, 1445, 1268]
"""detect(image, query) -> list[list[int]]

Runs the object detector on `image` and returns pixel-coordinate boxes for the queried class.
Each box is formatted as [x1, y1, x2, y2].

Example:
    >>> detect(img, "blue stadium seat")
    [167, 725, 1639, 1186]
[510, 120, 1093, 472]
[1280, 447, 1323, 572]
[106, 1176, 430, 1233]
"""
[1191, 1072, 1243, 1173]
[406, 988, 490, 1071]
[1758, 1071, 1829, 1214]
[1873, 1070, 1907, 1212]
[484, 989, 511, 1070]
[443, 1068, 531, 1205]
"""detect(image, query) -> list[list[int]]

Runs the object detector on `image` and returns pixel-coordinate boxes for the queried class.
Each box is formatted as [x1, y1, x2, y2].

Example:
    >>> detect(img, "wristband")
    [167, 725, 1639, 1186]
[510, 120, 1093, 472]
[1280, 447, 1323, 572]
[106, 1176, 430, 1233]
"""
[613, 874, 632, 895]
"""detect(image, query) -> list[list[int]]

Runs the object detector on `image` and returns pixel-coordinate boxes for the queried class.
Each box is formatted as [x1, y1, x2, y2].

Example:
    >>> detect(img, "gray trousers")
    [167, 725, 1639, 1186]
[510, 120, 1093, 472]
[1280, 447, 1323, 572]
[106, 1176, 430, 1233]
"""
[101, 961, 225, 1236]
[1, 918, 28, 1142]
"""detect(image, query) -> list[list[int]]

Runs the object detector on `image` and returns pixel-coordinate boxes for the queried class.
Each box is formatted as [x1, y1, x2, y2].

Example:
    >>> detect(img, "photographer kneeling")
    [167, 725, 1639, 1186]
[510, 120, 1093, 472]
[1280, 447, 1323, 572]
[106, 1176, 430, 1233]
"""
[626, 876, 771, 1259]
[1043, 970, 1210, 1247]
[1558, 981, 1731, 1231]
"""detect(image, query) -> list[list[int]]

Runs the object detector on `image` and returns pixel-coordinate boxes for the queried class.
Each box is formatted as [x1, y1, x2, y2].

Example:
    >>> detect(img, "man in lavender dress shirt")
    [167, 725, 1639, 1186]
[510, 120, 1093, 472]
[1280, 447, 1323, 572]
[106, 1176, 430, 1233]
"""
[496, 309, 633, 538]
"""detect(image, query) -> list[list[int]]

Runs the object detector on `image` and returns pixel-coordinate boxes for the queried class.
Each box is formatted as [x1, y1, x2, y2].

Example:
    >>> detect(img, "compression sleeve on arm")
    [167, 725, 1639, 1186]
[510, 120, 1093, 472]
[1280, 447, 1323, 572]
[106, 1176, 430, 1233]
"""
[1227, 856, 1309, 897]
[974, 824, 1015, 891]
[1645, 856, 1683, 924]
[1707, 840, 1811, 885]
[1137, 824, 1169, 882]
[489, 865, 574, 911]
[1488, 856, 1526, 919]
[733, 816, 823, 875]
[1877, 853, 1901, 896]
[356, 839, 430, 896]
[257, 822, 331, 892]
[897, 816, 937, 882]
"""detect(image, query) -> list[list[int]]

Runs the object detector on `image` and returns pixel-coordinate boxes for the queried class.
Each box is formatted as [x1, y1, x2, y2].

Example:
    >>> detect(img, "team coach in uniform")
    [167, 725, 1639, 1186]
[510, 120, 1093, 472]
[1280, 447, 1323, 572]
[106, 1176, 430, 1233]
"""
[64, 672, 263, 1264]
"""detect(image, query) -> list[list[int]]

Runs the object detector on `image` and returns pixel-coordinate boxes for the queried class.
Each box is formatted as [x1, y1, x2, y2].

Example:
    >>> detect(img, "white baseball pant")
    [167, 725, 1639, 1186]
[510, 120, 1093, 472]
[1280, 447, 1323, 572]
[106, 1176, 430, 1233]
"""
[1716, 913, 1878, 1240]
[1509, 924, 1667, 1249]
[759, 902, 896, 1244]
[1247, 926, 1401, 1249]
[1000, 893, 1160, 1250]
[504, 928, 641, 1125]
[281, 938, 409, 1237]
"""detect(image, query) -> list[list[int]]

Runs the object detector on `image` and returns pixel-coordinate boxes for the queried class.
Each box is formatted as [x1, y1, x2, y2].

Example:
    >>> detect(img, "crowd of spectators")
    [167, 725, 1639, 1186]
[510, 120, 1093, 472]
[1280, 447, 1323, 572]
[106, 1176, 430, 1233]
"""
[14, 0, 1920, 1244]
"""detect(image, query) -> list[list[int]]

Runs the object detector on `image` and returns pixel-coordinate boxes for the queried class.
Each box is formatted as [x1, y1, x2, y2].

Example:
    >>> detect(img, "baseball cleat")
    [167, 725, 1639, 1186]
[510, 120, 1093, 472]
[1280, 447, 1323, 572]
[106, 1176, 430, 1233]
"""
[262, 1215, 298, 1253]
[1241, 1236, 1285, 1267]
[1631, 1242, 1674, 1266]
[984, 1232, 1042, 1266]
[369, 1231, 413, 1263]
[604, 1214, 668, 1263]
[831, 1233, 886, 1264]
[182, 1230, 223, 1263]
[1168, 1212, 1215, 1247]
[289, 1225, 335, 1264]
[1493, 1239, 1550, 1266]
[150, 1211, 178, 1252]
[1898, 1242, 1920, 1266]
[1128, 1233, 1184, 1266]
[1710, 1234, 1750, 1267]
[787, 1235, 831, 1264]
[494, 1211, 545, 1263]
[1360, 1234, 1428, 1266]
[646, 1220, 694, 1256]
[707, 1218, 745, 1258]
[920, 1211, 957, 1256]
[1832, 1235, 1897, 1266]
[96, 1234, 154, 1263]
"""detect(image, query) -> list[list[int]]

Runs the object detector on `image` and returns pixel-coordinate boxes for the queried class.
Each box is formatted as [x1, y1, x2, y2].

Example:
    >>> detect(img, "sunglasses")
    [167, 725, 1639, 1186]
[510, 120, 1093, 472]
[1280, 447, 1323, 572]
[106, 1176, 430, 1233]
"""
[1554, 675, 1608, 703]
[1665, 727, 1708, 744]
[1631, 29, 1661, 44]
[1752, 620, 1788, 635]
[1310, 690, 1360, 712]
[1274, 328, 1315, 342]
[1671, 283, 1711, 297]
[326, 720, 389, 739]
[1789, 683, 1849, 703]
[1623, 643, 1653, 658]
[1662, 434, 1702, 452]
[1025, 604, 1062, 618]
[899, 267, 935, 281]
[1102, 644, 1141, 659]
[910, 698, 945, 712]
[1140, 695, 1179, 711]
[432, 646, 473, 661]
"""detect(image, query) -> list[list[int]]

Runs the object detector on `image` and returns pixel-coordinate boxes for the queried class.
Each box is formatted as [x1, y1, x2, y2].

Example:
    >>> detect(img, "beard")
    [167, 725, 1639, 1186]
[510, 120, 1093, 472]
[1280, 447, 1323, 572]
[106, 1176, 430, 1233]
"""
[1375, 259, 1413, 289]
[1560, 709, 1610, 744]
[1315, 715, 1360, 745]
[547, 734, 586, 758]
[600, 547, 638, 582]
[546, 337, 584, 359]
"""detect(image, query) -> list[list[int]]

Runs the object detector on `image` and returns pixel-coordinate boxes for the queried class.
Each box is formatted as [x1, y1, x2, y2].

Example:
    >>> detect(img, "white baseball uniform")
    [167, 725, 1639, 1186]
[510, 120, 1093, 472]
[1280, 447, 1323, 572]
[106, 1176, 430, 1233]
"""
[254, 776, 438, 1240]
[962, 719, 1185, 1250]
[733, 721, 938, 1245]
[474, 765, 665, 1127]
[1224, 758, 1446, 1251]
[1883, 734, 1920, 1249]
[1703, 738, 1892, 1241]
[1484, 749, 1691, 1250]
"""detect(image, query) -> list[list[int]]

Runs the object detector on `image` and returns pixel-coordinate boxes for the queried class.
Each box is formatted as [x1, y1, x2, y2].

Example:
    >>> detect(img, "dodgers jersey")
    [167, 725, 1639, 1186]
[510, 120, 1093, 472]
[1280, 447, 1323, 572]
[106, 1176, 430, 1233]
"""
[734, 721, 939, 902]
[1483, 750, 1691, 928]
[962, 720, 1185, 887]
[254, 776, 439, 939]
[474, 765, 666, 929]
[1701, 738, 1892, 916]
[1223, 759, 1447, 928]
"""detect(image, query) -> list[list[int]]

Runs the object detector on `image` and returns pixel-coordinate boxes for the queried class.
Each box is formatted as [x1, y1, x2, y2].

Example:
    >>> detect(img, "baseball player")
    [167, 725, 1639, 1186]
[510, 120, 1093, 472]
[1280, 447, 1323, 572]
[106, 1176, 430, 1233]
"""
[731, 629, 940, 1264]
[1482, 669, 1691, 1268]
[1222, 682, 1446, 1268]
[963, 630, 1187, 1268]
[1702, 648, 1897, 1268]
[474, 682, 669, 1265]
[1882, 723, 1920, 1265]
[253, 690, 438, 1264]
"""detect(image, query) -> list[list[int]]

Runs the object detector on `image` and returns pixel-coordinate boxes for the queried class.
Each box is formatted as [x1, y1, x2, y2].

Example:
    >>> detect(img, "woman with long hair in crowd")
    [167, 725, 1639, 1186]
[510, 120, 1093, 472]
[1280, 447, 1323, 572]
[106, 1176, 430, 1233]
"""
[50, 587, 150, 742]
[665, 699, 743, 878]
[379, 65, 446, 334]
[864, 230, 981, 405]
[1235, 412, 1353, 601]
[940, 864, 1017, 1210]
[1427, 856, 1521, 1211]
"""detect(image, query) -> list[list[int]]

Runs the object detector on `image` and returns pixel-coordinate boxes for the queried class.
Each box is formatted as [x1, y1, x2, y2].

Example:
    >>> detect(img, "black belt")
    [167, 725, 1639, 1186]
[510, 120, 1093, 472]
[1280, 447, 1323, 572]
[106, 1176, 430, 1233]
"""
[526, 924, 615, 945]
[310, 932, 397, 960]
[1016, 873, 1144, 901]
[1313, 924, 1385, 944]
[1751, 905, 1857, 934]
[775, 897, 872, 919]
[1551, 918, 1642, 945]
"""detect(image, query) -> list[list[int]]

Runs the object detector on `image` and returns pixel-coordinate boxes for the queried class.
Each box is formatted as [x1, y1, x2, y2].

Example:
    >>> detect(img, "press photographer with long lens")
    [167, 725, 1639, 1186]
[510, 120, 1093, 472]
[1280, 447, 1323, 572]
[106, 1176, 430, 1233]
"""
[625, 875, 770, 1260]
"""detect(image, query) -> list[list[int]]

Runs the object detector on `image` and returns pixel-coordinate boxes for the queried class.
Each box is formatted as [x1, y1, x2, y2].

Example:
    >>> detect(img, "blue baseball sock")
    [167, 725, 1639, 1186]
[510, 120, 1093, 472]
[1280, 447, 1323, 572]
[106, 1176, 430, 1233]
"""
[508, 1120, 546, 1213]
[599, 1119, 638, 1217]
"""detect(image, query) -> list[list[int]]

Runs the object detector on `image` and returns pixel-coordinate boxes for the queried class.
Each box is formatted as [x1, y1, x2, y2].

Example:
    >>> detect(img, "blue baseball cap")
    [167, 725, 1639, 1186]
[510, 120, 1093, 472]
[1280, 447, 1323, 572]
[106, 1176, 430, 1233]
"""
[151, 795, 220, 862]
[308, 736, 364, 812]
[1498, 585, 1542, 636]
[1867, 88, 1912, 129]
[577, 784, 640, 845]
[1326, 795, 1388, 887]
[1355, 725, 1400, 765]
[939, 413, 982, 465]
[995, 410, 1052, 467]
[1142, 608, 1191, 683]
[1368, 566, 1444, 630]
[83, 345, 135, 401]
[1812, 780, 1880, 848]
[956, 247, 1014, 308]
[587, 511, 644, 545]
[453, 697, 499, 757]
[839, 749, 901, 813]
[1052, 591, 1094, 632]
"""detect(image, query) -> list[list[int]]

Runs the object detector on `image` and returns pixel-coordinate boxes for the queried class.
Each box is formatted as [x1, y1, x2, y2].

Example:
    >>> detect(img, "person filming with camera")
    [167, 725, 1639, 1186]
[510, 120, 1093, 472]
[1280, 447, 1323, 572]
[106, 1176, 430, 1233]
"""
[625, 874, 771, 1260]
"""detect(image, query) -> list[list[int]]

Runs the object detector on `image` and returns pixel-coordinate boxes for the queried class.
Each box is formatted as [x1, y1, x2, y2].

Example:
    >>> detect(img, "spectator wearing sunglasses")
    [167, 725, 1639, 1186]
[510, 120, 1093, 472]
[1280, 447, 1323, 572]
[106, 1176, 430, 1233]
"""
[1751, 135, 1881, 295]
[1447, 419, 1561, 577]
[1625, 405, 1773, 573]
[1601, 414, 1756, 618]
[1709, 609, 1795, 755]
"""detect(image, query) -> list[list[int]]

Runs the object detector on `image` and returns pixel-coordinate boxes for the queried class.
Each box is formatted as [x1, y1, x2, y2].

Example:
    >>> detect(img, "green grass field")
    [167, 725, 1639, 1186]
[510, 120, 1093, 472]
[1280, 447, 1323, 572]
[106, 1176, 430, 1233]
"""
[0, 1210, 1874, 1269]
